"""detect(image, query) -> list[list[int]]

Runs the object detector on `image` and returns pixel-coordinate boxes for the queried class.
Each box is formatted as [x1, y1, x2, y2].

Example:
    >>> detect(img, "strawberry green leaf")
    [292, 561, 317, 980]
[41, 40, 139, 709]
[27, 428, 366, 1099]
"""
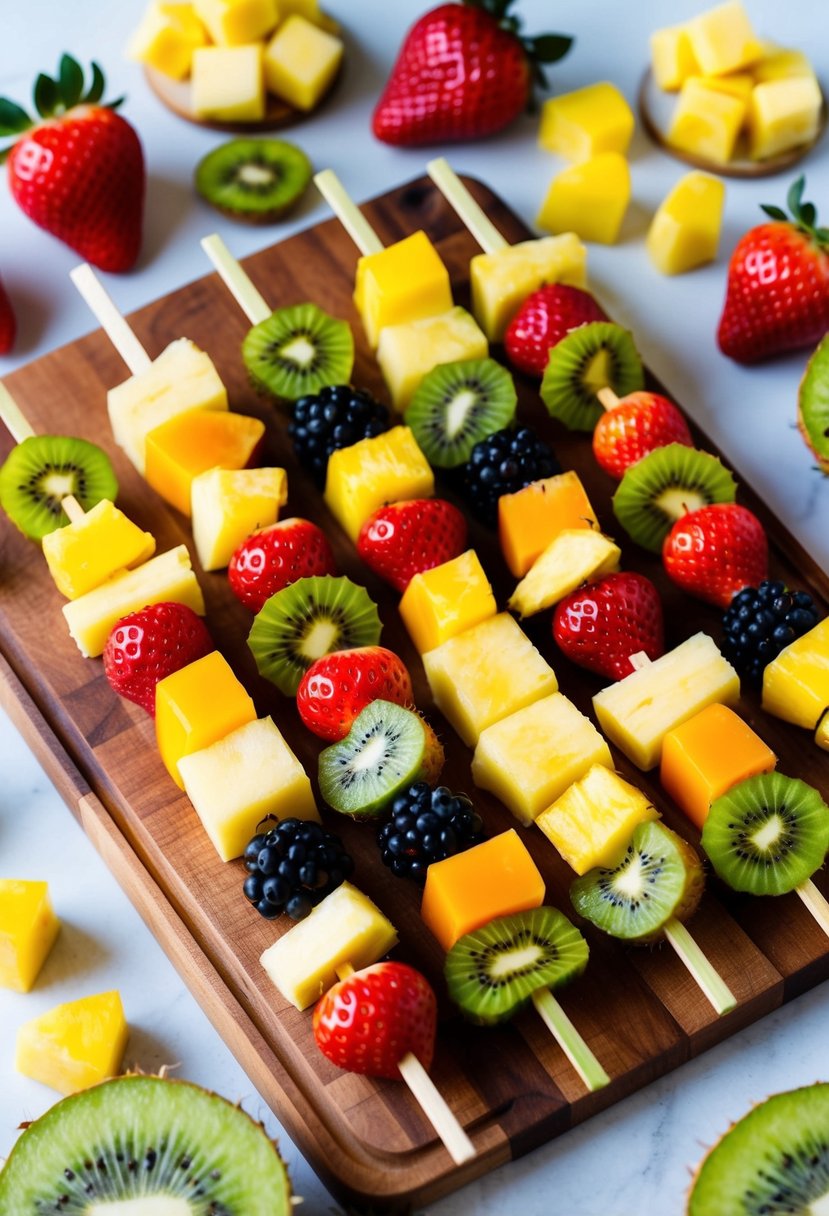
[83, 62, 105, 105]
[34, 73, 59, 117]
[106, 95, 126, 111]
[0, 98, 31, 136]
[760, 204, 788, 221]
[787, 175, 805, 215]
[529, 34, 574, 62]
[800, 202, 817, 227]
[59, 54, 85, 109]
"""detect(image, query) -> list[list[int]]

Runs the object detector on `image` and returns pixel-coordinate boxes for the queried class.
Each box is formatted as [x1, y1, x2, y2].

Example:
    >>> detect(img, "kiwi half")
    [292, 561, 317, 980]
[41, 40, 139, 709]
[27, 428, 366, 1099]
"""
[798, 332, 829, 472]
[248, 574, 381, 695]
[0, 434, 118, 541]
[540, 321, 644, 431]
[319, 700, 429, 818]
[612, 443, 737, 553]
[195, 137, 312, 224]
[0, 1073, 291, 1214]
[701, 771, 829, 896]
[243, 302, 354, 402]
[444, 906, 588, 1025]
[404, 357, 517, 468]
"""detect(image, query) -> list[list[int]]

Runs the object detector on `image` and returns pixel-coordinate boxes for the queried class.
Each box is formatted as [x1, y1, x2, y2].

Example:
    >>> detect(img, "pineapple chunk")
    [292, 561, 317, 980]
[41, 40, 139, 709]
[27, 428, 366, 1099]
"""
[191, 466, 287, 571]
[816, 711, 829, 752]
[686, 1, 763, 76]
[538, 82, 635, 161]
[536, 765, 659, 874]
[399, 549, 496, 655]
[191, 44, 265, 122]
[499, 471, 598, 578]
[646, 171, 725, 275]
[354, 232, 453, 350]
[192, 0, 277, 45]
[536, 152, 631, 246]
[593, 631, 740, 770]
[508, 529, 620, 618]
[260, 882, 398, 1010]
[144, 410, 265, 517]
[762, 618, 829, 730]
[650, 23, 700, 91]
[688, 71, 755, 102]
[376, 307, 488, 412]
[264, 14, 344, 111]
[0, 880, 60, 992]
[15, 991, 128, 1095]
[127, 2, 208, 80]
[753, 48, 817, 85]
[748, 76, 822, 160]
[324, 425, 433, 543]
[667, 77, 747, 164]
[470, 234, 587, 342]
[42, 499, 156, 600]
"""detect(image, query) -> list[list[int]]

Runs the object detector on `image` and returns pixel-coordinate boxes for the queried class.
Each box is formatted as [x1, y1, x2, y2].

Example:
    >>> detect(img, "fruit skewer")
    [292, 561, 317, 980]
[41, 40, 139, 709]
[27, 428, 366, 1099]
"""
[0, 384, 86, 527]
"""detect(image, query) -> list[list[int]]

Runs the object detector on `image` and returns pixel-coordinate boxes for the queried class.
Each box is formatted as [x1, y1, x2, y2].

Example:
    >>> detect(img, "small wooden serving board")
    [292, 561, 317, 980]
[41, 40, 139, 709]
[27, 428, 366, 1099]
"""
[1, 177, 828, 1213]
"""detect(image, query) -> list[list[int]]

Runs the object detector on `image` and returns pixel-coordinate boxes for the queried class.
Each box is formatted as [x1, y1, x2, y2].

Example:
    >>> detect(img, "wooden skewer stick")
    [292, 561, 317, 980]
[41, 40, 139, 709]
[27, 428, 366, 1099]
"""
[200, 234, 271, 327]
[0, 381, 85, 523]
[596, 387, 621, 411]
[313, 169, 384, 258]
[530, 987, 610, 1091]
[795, 878, 829, 939]
[69, 264, 153, 377]
[426, 157, 509, 257]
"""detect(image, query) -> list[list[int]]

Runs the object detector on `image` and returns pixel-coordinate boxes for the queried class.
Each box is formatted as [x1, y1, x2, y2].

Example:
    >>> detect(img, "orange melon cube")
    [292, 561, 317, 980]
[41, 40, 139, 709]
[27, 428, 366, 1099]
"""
[144, 410, 265, 516]
[398, 549, 496, 654]
[498, 471, 598, 577]
[661, 703, 776, 829]
[421, 829, 545, 951]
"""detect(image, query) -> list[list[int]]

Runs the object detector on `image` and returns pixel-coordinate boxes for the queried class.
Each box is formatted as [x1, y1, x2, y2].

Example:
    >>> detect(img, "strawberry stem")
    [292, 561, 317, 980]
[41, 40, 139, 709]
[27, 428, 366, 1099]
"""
[760, 175, 829, 251]
[0, 55, 121, 141]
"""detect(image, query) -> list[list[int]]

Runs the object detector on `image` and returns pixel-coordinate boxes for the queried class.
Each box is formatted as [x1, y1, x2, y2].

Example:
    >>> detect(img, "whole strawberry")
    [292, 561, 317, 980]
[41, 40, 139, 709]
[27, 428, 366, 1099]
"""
[313, 961, 437, 1079]
[0, 275, 16, 354]
[372, 2, 572, 146]
[103, 602, 214, 714]
[717, 176, 829, 364]
[505, 284, 608, 378]
[357, 498, 467, 593]
[296, 646, 414, 741]
[0, 55, 145, 271]
[663, 503, 768, 610]
[229, 518, 336, 613]
[553, 571, 664, 681]
[592, 391, 693, 480]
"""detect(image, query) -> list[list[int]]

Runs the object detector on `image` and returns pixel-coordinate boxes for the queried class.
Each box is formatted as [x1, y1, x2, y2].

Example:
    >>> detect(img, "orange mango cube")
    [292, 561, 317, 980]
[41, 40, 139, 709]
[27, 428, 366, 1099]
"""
[144, 410, 265, 516]
[498, 471, 598, 578]
[399, 549, 496, 654]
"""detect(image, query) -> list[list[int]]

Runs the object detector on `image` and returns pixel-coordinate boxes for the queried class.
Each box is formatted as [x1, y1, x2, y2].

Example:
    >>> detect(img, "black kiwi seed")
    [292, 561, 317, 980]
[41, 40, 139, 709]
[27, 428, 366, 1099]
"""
[0, 434, 118, 542]
[540, 321, 644, 431]
[242, 302, 354, 402]
[404, 356, 517, 467]
[195, 137, 313, 224]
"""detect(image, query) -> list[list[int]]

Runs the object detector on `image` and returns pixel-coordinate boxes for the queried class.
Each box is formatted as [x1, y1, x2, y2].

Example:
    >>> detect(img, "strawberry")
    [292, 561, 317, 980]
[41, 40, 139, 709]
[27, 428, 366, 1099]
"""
[662, 503, 768, 610]
[504, 284, 608, 378]
[592, 391, 693, 480]
[296, 646, 414, 741]
[356, 499, 467, 593]
[103, 602, 214, 715]
[717, 176, 829, 364]
[372, 2, 572, 146]
[228, 518, 336, 613]
[0, 55, 144, 271]
[552, 572, 664, 681]
[0, 275, 16, 355]
[313, 961, 437, 1079]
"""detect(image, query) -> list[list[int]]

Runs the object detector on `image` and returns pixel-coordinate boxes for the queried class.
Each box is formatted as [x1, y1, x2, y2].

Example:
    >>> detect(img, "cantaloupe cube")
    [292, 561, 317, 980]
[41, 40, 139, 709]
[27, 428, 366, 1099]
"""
[191, 466, 287, 571]
[0, 880, 60, 992]
[376, 307, 488, 412]
[421, 830, 545, 952]
[191, 44, 265, 122]
[42, 499, 156, 600]
[324, 426, 433, 543]
[507, 529, 620, 618]
[145, 411, 265, 516]
[127, 2, 208, 80]
[752, 48, 817, 85]
[686, 1, 763, 76]
[762, 618, 829, 731]
[538, 82, 635, 161]
[498, 472, 598, 578]
[15, 991, 128, 1095]
[472, 692, 613, 825]
[748, 76, 822, 160]
[650, 24, 700, 91]
[646, 171, 725, 275]
[536, 153, 631, 246]
[470, 234, 587, 342]
[536, 765, 659, 874]
[354, 232, 453, 350]
[667, 77, 747, 164]
[264, 14, 343, 111]
[192, 0, 277, 45]
[399, 549, 496, 655]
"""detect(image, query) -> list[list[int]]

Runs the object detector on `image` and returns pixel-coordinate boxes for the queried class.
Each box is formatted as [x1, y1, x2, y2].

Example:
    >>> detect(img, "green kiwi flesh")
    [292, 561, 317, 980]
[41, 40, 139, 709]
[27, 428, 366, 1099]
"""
[798, 332, 829, 472]
[195, 137, 312, 223]
[318, 700, 427, 818]
[688, 1083, 829, 1216]
[701, 771, 829, 896]
[404, 357, 517, 467]
[612, 443, 737, 552]
[0, 435, 118, 541]
[444, 906, 588, 1025]
[242, 302, 354, 402]
[540, 321, 644, 431]
[570, 820, 704, 942]
[247, 574, 381, 696]
[0, 1073, 292, 1214]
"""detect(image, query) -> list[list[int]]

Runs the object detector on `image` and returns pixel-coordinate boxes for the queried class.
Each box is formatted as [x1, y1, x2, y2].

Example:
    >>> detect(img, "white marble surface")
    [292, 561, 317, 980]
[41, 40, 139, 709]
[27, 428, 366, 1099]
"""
[0, 1, 828, 1212]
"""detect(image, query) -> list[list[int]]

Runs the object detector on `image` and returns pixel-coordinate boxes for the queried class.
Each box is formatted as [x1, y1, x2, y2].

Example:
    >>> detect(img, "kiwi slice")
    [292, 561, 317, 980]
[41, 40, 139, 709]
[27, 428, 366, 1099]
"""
[195, 137, 312, 224]
[444, 906, 588, 1025]
[243, 302, 354, 402]
[688, 1083, 829, 1216]
[612, 442, 737, 552]
[798, 332, 829, 472]
[0, 434, 118, 541]
[404, 357, 517, 468]
[701, 771, 829, 897]
[319, 699, 428, 818]
[570, 820, 704, 942]
[540, 321, 644, 431]
[248, 574, 381, 696]
[0, 1073, 291, 1213]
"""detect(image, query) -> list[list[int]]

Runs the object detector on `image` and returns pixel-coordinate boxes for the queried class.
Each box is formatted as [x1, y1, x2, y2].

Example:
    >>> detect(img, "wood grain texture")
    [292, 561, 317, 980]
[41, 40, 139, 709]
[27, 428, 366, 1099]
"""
[0, 175, 827, 1212]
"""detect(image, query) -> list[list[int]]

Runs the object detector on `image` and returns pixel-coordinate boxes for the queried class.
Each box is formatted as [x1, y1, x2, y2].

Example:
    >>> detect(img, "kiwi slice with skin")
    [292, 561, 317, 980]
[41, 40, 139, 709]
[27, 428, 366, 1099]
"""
[0, 1073, 292, 1214]
[248, 574, 381, 696]
[404, 357, 517, 468]
[0, 434, 118, 541]
[319, 700, 429, 818]
[612, 442, 737, 553]
[570, 820, 704, 942]
[444, 906, 588, 1025]
[688, 1083, 829, 1216]
[540, 321, 644, 431]
[701, 771, 829, 896]
[195, 137, 312, 224]
[798, 332, 829, 472]
[243, 302, 354, 402]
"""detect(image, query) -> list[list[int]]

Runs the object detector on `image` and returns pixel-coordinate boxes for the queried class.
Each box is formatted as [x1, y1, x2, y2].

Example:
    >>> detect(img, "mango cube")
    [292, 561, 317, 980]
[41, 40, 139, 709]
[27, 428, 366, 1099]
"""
[650, 24, 700, 91]
[354, 231, 453, 349]
[144, 410, 265, 516]
[499, 472, 597, 578]
[0, 880, 59, 992]
[191, 44, 265, 122]
[686, 1, 763, 76]
[762, 618, 829, 731]
[646, 171, 725, 275]
[472, 692, 613, 826]
[192, 0, 277, 44]
[127, 2, 208, 80]
[399, 549, 496, 655]
[421, 830, 545, 952]
[471, 234, 587, 342]
[536, 765, 659, 874]
[538, 82, 635, 161]
[537, 153, 631, 246]
[155, 650, 256, 789]
[264, 14, 343, 111]
[667, 78, 747, 164]
[508, 528, 620, 618]
[748, 77, 823, 160]
[376, 307, 488, 412]
[42, 499, 156, 600]
[192, 466, 287, 571]
[816, 712, 829, 752]
[260, 882, 397, 1010]
[324, 425, 433, 543]
[661, 704, 776, 830]
[15, 991, 128, 1095]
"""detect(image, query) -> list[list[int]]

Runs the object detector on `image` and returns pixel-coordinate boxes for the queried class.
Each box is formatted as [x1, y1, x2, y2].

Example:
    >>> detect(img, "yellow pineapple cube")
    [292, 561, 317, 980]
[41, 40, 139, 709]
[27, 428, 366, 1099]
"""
[192, 0, 277, 45]
[0, 880, 60, 992]
[472, 692, 613, 825]
[688, 71, 755, 102]
[42, 499, 156, 600]
[646, 171, 726, 275]
[538, 82, 635, 161]
[752, 48, 817, 85]
[191, 466, 287, 571]
[377, 307, 488, 412]
[127, 2, 208, 80]
[536, 765, 659, 874]
[15, 991, 128, 1095]
[399, 549, 496, 655]
[471, 234, 587, 342]
[686, 1, 763, 76]
[324, 425, 433, 543]
[748, 77, 822, 160]
[191, 44, 265, 122]
[816, 712, 829, 752]
[354, 231, 453, 350]
[507, 529, 620, 618]
[650, 23, 700, 91]
[423, 613, 558, 747]
[536, 153, 631, 246]
[667, 77, 747, 164]
[762, 618, 829, 730]
[264, 14, 343, 112]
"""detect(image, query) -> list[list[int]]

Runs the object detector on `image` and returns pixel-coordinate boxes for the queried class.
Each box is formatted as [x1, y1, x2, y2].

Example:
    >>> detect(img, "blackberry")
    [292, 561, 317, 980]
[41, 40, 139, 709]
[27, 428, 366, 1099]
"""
[722, 580, 820, 688]
[460, 425, 561, 527]
[288, 384, 390, 488]
[242, 818, 354, 920]
[377, 782, 485, 884]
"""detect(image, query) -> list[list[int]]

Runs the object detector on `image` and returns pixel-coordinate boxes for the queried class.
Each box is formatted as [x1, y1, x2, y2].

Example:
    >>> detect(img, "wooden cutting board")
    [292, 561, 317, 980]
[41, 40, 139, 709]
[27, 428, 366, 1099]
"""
[1, 176, 828, 1213]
